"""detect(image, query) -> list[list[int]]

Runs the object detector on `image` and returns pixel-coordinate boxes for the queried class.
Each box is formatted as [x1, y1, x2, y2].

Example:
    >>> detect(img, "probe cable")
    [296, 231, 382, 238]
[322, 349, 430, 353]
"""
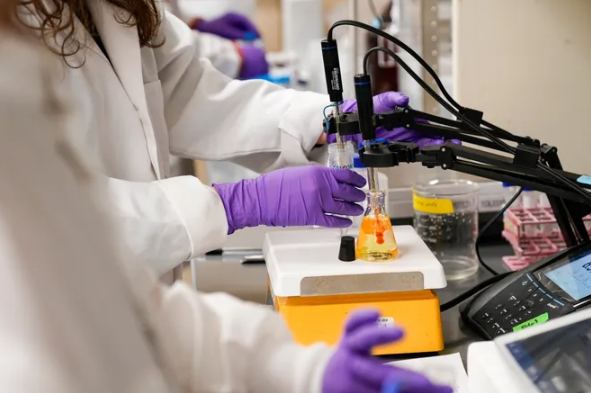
[439, 272, 512, 312]
[362, 47, 528, 277]
[476, 187, 524, 276]
[330, 20, 591, 204]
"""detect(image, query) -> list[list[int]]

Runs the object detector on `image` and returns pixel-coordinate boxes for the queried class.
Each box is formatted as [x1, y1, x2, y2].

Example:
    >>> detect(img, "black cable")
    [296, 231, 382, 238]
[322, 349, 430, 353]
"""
[361, 46, 516, 154]
[476, 188, 524, 276]
[332, 20, 591, 206]
[360, 43, 591, 205]
[329, 20, 464, 112]
[440, 272, 512, 312]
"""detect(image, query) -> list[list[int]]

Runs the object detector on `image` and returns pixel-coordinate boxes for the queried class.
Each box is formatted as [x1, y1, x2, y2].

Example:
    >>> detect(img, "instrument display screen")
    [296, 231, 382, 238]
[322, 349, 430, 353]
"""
[505, 318, 591, 393]
[536, 250, 591, 303]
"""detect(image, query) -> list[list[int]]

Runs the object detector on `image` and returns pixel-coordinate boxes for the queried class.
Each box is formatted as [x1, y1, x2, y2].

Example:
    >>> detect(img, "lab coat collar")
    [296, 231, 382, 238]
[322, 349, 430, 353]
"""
[86, 0, 164, 179]
[85, 0, 146, 118]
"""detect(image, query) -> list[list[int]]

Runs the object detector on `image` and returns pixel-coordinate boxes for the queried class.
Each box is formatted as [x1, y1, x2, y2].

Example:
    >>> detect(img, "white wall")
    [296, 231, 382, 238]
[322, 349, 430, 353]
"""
[453, 0, 591, 175]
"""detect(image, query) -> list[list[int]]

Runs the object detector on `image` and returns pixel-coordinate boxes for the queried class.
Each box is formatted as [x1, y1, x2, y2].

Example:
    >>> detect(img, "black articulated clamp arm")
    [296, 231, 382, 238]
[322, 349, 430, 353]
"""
[320, 20, 591, 248]
[323, 76, 591, 247]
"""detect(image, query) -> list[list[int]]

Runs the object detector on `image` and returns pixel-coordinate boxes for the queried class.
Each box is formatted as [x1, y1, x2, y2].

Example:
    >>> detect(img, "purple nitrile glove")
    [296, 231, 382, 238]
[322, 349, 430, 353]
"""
[327, 92, 460, 148]
[213, 166, 366, 234]
[238, 44, 269, 79]
[194, 12, 260, 40]
[322, 309, 454, 393]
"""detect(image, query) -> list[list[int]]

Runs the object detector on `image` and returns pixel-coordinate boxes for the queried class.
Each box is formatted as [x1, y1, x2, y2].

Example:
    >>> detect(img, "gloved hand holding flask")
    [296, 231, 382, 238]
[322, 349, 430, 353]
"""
[213, 166, 366, 233]
[322, 309, 453, 393]
[328, 92, 460, 148]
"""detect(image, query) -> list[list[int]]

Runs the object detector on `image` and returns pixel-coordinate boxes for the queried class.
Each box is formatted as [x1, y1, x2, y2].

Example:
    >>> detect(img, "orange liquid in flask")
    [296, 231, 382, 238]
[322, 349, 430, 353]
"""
[356, 191, 398, 262]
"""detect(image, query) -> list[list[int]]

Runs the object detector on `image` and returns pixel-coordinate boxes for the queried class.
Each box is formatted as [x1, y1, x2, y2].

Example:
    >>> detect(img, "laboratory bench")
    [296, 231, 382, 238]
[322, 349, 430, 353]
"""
[188, 239, 514, 366]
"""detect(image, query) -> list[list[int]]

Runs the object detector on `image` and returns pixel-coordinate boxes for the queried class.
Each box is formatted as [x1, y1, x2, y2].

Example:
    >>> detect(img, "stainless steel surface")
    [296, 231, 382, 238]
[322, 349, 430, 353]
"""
[191, 256, 268, 304]
[300, 271, 425, 296]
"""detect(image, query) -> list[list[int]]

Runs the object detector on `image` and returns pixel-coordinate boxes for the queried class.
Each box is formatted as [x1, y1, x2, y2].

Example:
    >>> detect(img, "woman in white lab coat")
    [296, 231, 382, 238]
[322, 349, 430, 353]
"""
[16, 0, 435, 276]
[0, 18, 451, 393]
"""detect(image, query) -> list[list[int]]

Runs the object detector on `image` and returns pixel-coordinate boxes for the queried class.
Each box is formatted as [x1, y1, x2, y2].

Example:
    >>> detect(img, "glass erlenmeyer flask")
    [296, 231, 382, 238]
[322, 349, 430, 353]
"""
[356, 190, 398, 262]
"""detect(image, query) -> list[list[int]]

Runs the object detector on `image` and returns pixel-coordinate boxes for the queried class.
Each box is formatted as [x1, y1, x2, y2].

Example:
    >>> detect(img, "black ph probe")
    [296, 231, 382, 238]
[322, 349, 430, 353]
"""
[354, 73, 380, 191]
[321, 39, 344, 103]
[321, 39, 346, 146]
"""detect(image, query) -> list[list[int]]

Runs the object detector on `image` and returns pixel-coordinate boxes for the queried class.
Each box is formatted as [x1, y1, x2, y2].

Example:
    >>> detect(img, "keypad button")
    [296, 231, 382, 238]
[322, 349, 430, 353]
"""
[486, 318, 495, 325]
[510, 318, 520, 326]
[500, 309, 509, 315]
[504, 314, 513, 321]
[526, 299, 535, 307]
[495, 304, 504, 311]
[493, 323, 501, 329]
[509, 295, 518, 302]
[531, 292, 540, 299]
[547, 302, 559, 310]
[519, 305, 528, 311]
[481, 313, 490, 320]
[496, 328, 507, 335]
[521, 279, 530, 287]
[513, 301, 521, 308]
[526, 286, 535, 295]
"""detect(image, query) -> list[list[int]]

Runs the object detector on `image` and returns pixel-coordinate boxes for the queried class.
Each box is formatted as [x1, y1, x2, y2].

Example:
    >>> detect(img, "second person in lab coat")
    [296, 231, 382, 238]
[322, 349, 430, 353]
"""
[0, 23, 451, 393]
[165, 0, 268, 79]
[17, 0, 443, 275]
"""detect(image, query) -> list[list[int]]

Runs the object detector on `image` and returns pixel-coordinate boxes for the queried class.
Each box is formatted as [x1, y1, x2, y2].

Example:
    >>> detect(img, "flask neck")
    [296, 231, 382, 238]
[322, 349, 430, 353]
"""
[366, 190, 387, 215]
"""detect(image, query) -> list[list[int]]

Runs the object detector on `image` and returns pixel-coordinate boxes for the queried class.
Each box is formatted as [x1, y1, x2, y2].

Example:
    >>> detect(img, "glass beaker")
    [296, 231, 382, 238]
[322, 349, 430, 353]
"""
[413, 179, 479, 281]
[356, 190, 398, 262]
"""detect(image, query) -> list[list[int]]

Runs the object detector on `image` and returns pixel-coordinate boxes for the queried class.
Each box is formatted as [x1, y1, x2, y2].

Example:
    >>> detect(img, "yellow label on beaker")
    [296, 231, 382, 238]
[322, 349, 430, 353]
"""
[413, 194, 454, 214]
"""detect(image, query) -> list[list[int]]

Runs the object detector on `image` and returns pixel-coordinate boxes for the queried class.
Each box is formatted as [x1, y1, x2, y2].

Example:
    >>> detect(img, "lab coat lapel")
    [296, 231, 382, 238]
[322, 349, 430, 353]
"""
[87, 0, 163, 179]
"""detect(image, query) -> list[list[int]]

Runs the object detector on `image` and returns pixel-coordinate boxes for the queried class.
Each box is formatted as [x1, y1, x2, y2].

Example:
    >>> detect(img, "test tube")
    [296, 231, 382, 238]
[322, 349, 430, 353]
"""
[538, 193, 554, 236]
[522, 190, 538, 237]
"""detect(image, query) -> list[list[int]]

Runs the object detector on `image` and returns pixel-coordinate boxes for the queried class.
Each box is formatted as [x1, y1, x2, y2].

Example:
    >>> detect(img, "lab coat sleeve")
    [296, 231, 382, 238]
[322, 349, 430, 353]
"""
[155, 11, 330, 173]
[191, 31, 242, 79]
[99, 175, 228, 275]
[160, 0, 242, 78]
[129, 262, 333, 393]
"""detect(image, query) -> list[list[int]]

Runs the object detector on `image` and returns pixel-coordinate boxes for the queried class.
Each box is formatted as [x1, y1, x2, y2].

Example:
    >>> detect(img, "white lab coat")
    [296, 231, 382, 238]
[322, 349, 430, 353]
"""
[0, 34, 331, 393]
[164, 0, 242, 78]
[21, 1, 329, 275]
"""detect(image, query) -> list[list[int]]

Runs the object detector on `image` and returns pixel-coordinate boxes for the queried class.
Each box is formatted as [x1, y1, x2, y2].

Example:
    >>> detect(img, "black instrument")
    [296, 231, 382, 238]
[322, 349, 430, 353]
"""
[461, 242, 591, 338]
[320, 23, 591, 338]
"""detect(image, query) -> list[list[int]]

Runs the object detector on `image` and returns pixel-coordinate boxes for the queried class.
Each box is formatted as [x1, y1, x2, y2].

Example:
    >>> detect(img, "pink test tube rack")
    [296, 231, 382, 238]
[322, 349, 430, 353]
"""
[502, 207, 591, 271]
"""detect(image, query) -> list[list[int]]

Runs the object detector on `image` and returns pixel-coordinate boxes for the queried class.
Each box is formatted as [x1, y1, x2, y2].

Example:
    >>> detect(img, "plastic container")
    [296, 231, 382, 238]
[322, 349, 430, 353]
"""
[413, 179, 480, 281]
[538, 193, 554, 236]
[327, 142, 355, 169]
[521, 189, 539, 237]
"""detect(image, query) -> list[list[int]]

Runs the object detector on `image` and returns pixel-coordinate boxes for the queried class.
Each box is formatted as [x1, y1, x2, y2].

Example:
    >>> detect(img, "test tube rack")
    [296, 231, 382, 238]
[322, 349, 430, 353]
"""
[502, 207, 591, 271]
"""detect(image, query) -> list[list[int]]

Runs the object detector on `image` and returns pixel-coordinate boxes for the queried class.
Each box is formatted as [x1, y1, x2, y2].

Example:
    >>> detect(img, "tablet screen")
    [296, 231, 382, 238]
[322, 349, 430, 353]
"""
[505, 318, 591, 393]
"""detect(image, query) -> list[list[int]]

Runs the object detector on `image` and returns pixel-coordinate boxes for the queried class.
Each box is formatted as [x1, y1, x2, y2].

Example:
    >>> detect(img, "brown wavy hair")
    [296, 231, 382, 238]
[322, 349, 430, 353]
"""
[16, 0, 162, 60]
